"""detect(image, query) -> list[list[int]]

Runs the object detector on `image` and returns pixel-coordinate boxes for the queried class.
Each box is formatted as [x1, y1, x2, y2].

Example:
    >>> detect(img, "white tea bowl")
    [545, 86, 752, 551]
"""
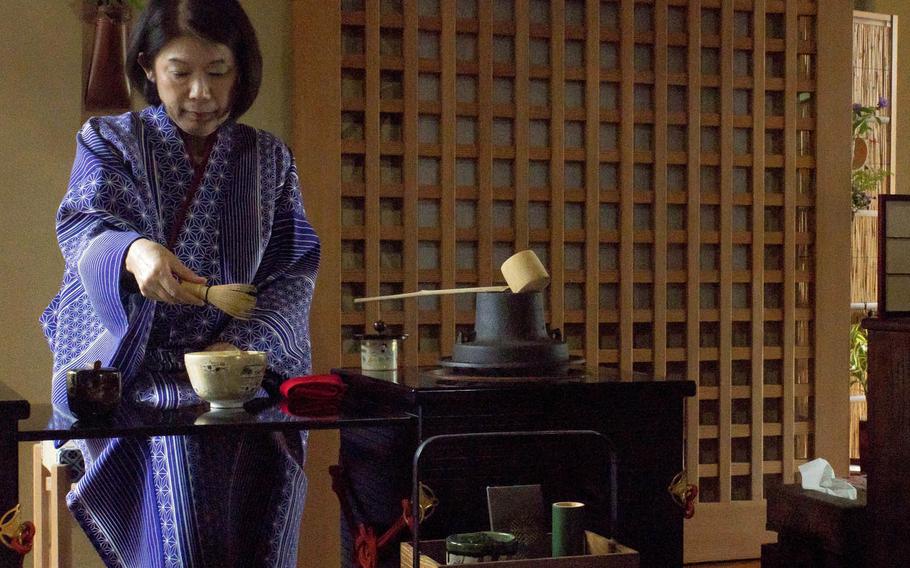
[184, 350, 268, 409]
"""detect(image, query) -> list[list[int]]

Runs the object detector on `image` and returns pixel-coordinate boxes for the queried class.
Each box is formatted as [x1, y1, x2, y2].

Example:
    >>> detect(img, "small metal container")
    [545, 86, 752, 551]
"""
[355, 321, 407, 371]
[66, 360, 121, 419]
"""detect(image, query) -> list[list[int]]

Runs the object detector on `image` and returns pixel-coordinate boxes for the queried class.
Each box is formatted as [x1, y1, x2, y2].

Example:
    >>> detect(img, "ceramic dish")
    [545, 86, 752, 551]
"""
[184, 350, 267, 408]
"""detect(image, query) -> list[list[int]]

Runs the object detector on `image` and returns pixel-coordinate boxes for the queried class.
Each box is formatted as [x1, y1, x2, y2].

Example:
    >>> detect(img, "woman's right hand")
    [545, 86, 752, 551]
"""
[124, 238, 206, 306]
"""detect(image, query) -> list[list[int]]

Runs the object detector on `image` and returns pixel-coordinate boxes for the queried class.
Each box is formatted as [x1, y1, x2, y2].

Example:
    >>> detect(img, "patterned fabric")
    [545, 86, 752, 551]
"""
[41, 105, 320, 567]
[59, 444, 86, 483]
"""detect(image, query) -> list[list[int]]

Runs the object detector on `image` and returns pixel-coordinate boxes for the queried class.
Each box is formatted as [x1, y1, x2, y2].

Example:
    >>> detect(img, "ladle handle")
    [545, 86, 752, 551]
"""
[354, 285, 510, 304]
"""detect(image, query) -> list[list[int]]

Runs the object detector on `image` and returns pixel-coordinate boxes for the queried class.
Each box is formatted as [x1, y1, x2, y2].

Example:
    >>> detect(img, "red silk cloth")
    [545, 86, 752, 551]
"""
[279, 374, 347, 416]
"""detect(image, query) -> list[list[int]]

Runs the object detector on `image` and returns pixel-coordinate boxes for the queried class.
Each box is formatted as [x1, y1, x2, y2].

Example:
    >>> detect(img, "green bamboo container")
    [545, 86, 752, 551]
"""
[551, 501, 586, 557]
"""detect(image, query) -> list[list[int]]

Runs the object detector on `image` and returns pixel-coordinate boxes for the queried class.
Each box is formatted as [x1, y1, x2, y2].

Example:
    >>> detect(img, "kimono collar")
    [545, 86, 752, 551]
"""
[178, 128, 217, 169]
[141, 104, 236, 152]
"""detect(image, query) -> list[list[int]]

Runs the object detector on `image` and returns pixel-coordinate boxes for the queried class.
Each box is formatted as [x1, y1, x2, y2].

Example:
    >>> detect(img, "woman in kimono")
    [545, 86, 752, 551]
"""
[40, 1, 319, 565]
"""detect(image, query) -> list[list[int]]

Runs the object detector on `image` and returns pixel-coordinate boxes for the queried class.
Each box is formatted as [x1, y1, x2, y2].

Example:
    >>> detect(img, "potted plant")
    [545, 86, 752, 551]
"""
[850, 323, 868, 395]
[852, 167, 891, 212]
[849, 323, 869, 468]
[851, 99, 892, 212]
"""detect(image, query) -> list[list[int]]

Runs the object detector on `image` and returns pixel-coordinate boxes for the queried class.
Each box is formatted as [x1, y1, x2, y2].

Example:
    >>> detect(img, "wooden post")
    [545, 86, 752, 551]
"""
[0, 387, 30, 568]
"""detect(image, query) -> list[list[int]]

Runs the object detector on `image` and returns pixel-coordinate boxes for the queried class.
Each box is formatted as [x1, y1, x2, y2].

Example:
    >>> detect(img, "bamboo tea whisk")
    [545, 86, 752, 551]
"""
[179, 282, 257, 320]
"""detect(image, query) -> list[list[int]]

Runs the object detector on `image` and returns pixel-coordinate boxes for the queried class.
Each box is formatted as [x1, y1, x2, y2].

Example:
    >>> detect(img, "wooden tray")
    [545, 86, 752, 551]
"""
[400, 531, 638, 568]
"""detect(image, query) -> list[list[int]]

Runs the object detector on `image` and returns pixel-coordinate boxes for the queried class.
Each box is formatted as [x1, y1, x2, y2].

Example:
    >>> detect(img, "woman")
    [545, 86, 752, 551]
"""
[40, 1, 319, 565]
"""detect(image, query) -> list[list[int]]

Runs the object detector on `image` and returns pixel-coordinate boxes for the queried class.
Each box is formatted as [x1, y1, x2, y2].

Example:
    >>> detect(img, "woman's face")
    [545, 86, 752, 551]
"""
[144, 35, 238, 137]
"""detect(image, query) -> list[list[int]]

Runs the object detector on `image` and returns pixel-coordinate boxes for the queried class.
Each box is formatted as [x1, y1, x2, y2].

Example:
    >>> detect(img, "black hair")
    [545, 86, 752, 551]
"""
[126, 0, 262, 119]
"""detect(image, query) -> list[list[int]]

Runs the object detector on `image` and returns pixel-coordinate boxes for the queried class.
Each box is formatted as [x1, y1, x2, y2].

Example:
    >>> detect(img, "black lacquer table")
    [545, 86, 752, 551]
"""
[2, 369, 696, 568]
[335, 367, 696, 568]
[0, 380, 414, 568]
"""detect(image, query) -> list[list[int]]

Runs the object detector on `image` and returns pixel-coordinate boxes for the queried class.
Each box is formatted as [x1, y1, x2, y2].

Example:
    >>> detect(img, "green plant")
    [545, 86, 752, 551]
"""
[852, 166, 891, 212]
[853, 98, 889, 138]
[97, 0, 145, 10]
[851, 98, 892, 212]
[849, 323, 868, 396]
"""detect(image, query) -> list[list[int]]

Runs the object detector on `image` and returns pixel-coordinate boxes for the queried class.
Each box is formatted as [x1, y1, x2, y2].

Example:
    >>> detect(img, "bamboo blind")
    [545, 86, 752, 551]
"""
[850, 13, 896, 307]
[327, 1, 821, 556]
[849, 11, 896, 462]
[853, 13, 895, 198]
[851, 211, 877, 305]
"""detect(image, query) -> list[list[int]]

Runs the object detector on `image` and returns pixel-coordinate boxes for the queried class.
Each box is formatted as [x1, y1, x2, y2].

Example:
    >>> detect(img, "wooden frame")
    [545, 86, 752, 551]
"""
[877, 195, 910, 316]
[31, 443, 73, 568]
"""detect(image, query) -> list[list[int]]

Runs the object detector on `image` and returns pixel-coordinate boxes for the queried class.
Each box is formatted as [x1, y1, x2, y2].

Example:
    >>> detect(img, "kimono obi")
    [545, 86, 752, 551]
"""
[142, 348, 187, 373]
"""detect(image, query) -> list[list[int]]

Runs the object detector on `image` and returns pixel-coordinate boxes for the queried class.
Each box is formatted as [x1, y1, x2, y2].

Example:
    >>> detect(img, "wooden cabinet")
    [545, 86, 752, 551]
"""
[336, 368, 694, 568]
[760, 316, 910, 567]
[863, 318, 910, 566]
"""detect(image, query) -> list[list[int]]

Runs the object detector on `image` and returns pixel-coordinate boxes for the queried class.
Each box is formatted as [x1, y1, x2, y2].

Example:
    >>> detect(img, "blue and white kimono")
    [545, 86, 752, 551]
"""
[40, 105, 320, 567]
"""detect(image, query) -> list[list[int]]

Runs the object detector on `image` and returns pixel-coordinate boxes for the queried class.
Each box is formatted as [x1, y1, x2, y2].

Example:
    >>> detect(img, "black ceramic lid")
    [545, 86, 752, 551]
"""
[67, 361, 121, 376]
[445, 531, 517, 555]
[354, 320, 408, 341]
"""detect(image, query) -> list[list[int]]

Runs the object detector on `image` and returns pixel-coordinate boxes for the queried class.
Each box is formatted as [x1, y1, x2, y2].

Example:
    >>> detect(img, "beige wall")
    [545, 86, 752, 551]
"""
[871, 2, 907, 193]
[0, 2, 338, 567]
[0, 0, 79, 409]
[0, 3, 86, 564]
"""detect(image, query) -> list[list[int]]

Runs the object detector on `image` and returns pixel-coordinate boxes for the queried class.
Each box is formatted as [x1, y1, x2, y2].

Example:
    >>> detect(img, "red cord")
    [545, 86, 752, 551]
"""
[683, 485, 699, 519]
[354, 524, 377, 568]
[8, 521, 35, 555]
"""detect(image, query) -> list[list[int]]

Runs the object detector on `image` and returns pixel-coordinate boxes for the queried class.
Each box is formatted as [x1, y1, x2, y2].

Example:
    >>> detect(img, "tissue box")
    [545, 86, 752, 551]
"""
[400, 531, 638, 568]
[765, 484, 868, 565]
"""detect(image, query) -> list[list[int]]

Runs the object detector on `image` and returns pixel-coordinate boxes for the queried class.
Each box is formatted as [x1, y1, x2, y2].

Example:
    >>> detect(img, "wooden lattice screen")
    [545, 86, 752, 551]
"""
[293, 0, 843, 562]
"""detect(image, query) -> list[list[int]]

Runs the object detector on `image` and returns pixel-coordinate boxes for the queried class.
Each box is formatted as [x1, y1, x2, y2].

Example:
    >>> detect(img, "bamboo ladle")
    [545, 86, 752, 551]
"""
[354, 249, 549, 304]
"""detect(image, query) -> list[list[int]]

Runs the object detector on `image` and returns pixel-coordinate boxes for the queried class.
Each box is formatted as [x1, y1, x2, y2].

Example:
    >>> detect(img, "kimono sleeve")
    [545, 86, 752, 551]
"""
[55, 120, 150, 337]
[218, 157, 321, 378]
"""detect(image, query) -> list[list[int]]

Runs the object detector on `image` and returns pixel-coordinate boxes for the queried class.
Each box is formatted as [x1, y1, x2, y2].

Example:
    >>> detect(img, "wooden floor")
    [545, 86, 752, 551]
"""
[685, 561, 760, 567]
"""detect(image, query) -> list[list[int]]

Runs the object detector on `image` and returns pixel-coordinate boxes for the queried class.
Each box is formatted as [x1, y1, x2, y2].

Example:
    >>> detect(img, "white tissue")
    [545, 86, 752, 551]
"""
[798, 458, 857, 500]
